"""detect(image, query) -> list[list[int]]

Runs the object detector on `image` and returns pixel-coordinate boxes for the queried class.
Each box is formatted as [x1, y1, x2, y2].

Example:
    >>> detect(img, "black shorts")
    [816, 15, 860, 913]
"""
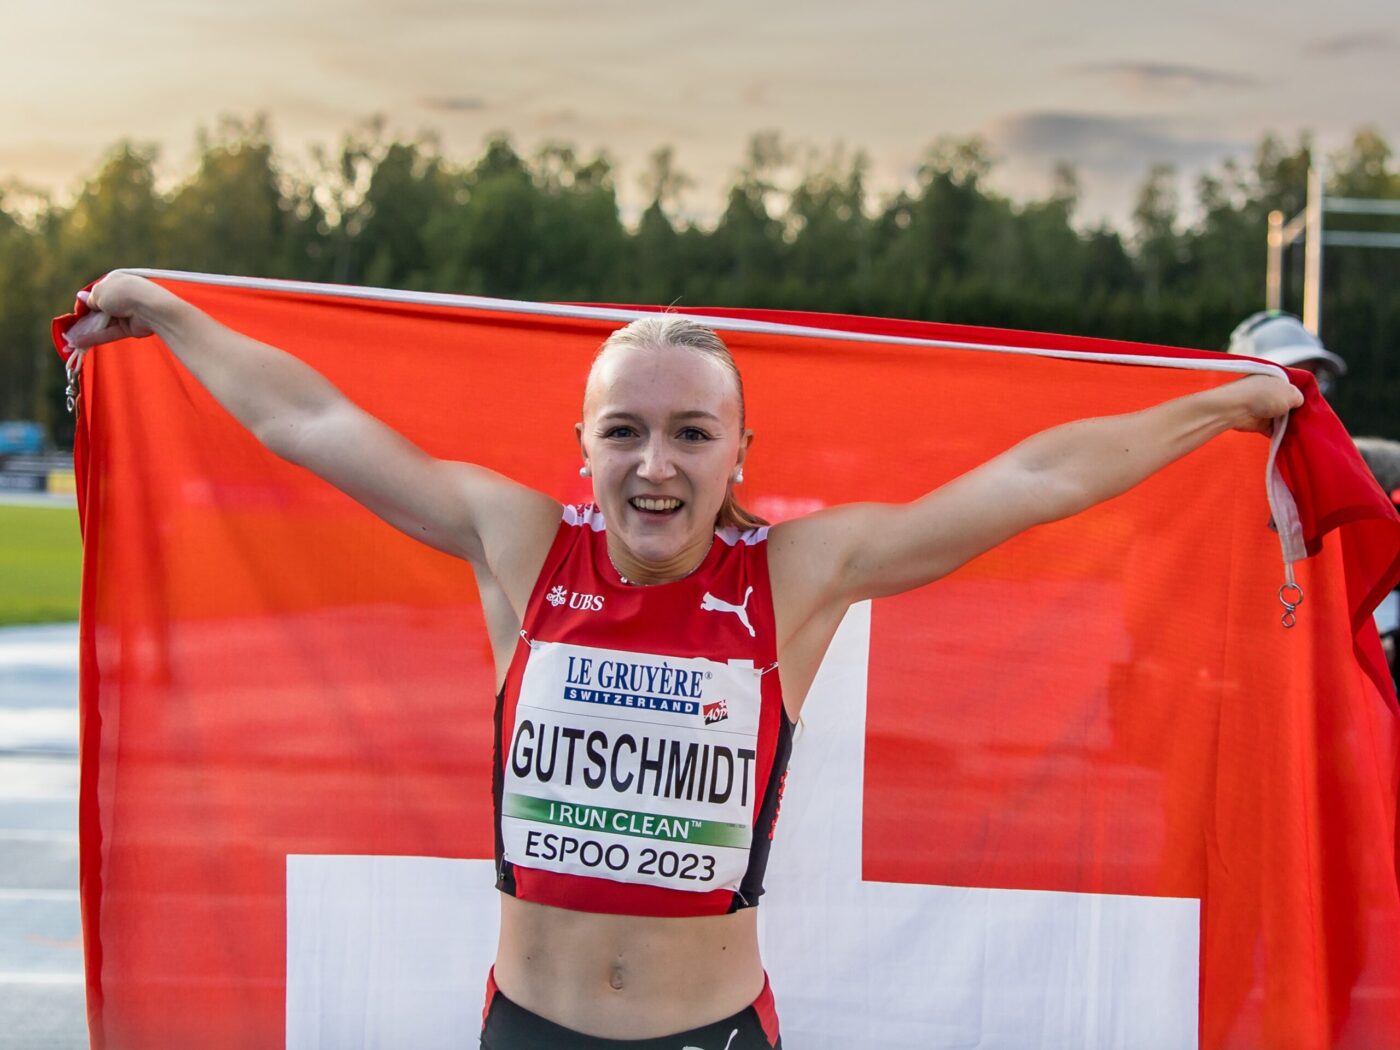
[480, 969, 782, 1050]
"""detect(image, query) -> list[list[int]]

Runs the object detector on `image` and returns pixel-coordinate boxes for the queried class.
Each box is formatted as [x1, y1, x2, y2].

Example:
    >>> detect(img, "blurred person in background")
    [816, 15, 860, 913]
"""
[1228, 311, 1398, 687]
[1354, 438, 1400, 689]
[1227, 311, 1347, 399]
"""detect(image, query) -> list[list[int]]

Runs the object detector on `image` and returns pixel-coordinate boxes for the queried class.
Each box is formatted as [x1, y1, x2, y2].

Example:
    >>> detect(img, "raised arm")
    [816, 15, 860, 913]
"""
[70, 273, 560, 588]
[770, 375, 1303, 613]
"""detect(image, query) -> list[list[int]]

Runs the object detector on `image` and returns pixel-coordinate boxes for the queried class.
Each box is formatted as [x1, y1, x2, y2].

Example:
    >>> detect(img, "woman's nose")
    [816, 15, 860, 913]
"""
[637, 440, 677, 481]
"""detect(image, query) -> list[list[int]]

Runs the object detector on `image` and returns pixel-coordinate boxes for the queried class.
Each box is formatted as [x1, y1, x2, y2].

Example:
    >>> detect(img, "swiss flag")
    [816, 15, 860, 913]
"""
[55, 272, 1400, 1048]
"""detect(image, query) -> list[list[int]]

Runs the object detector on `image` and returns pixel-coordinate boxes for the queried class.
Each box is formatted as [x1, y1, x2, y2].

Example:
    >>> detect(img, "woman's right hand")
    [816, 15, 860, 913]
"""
[71, 272, 161, 347]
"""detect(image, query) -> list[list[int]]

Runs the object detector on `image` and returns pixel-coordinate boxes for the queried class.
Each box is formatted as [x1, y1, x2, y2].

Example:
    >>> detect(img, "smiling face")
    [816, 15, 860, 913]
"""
[578, 338, 750, 583]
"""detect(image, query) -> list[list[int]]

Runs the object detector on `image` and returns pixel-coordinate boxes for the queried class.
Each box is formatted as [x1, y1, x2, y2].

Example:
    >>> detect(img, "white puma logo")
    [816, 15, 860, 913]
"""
[682, 1028, 739, 1050]
[700, 587, 755, 637]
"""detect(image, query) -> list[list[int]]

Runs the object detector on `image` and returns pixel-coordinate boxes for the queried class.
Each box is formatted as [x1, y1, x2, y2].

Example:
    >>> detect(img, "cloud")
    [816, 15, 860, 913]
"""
[1070, 61, 1259, 92]
[417, 96, 486, 113]
[532, 110, 581, 130]
[742, 80, 772, 107]
[987, 111, 1244, 179]
[1304, 32, 1398, 57]
[0, 140, 113, 194]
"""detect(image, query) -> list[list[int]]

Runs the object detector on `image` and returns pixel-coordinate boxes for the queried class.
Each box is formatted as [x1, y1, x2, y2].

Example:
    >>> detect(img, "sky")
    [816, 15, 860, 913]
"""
[3, 0, 1397, 231]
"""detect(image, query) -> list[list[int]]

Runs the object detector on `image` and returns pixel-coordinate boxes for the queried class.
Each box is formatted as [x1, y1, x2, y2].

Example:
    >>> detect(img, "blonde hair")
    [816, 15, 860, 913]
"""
[589, 315, 769, 532]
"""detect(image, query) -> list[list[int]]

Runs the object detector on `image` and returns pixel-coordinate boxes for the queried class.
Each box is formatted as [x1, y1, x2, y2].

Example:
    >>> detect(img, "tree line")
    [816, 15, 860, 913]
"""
[1, 115, 1397, 442]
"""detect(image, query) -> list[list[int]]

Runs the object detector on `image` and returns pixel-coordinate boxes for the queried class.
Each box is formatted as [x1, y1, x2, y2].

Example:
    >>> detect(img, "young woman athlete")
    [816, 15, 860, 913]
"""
[69, 271, 1303, 1049]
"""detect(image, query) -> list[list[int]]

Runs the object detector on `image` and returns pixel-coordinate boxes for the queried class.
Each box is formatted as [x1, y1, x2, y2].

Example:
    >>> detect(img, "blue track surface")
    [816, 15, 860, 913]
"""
[0, 623, 85, 1049]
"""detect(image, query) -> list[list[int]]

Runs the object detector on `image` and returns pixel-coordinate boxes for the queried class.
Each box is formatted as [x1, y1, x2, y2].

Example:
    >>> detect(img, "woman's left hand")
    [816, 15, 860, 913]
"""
[1223, 374, 1305, 435]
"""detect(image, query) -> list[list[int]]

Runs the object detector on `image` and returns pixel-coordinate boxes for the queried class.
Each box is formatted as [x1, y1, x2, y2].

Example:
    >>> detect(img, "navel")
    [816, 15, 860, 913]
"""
[609, 962, 626, 991]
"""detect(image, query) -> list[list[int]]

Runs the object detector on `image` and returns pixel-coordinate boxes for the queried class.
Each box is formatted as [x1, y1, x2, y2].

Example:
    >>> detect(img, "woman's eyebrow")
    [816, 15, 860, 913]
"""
[597, 410, 721, 423]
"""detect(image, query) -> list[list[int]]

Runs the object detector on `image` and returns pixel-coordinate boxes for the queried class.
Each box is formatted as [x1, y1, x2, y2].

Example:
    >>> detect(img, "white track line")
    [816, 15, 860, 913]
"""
[0, 889, 78, 901]
[0, 972, 84, 985]
[0, 830, 77, 844]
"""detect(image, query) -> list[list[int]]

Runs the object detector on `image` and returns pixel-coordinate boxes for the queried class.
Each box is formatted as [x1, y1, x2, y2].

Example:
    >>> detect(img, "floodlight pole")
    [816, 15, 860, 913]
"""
[1266, 210, 1284, 312]
[1265, 164, 1400, 329]
[1303, 164, 1325, 334]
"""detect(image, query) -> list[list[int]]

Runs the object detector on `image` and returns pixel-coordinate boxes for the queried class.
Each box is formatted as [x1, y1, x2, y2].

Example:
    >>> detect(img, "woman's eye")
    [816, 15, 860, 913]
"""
[679, 427, 711, 442]
[604, 426, 636, 439]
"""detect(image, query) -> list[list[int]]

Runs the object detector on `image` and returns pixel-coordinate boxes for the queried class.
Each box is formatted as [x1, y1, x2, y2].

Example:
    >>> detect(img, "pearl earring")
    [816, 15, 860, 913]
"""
[734, 468, 744, 484]
[579, 466, 591, 478]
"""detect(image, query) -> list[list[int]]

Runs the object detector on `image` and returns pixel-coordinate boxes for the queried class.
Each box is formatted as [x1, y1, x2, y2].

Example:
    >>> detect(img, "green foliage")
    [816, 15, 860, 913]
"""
[163, 115, 313, 278]
[3, 118, 1398, 437]
[0, 189, 47, 420]
[0, 504, 82, 626]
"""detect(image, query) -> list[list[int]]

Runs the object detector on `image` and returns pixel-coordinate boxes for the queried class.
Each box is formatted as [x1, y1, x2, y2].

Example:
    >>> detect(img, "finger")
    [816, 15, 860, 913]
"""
[66, 312, 122, 349]
[85, 275, 115, 313]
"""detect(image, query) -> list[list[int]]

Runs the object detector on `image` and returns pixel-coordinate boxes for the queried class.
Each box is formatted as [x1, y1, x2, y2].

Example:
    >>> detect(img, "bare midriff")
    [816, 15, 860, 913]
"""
[493, 895, 765, 1039]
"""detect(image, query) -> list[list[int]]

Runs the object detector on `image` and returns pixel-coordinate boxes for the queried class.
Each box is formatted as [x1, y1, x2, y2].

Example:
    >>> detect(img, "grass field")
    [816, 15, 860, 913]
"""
[0, 503, 82, 626]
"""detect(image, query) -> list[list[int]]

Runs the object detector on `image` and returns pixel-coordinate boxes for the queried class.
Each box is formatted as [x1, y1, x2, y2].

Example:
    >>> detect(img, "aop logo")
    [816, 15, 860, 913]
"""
[546, 585, 605, 611]
[703, 699, 729, 725]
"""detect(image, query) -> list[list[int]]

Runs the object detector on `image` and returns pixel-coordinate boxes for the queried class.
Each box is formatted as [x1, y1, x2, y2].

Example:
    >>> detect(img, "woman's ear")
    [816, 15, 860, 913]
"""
[736, 428, 755, 473]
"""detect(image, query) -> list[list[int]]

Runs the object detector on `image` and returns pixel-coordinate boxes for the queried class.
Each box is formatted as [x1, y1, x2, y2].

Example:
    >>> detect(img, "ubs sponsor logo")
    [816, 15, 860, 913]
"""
[546, 585, 604, 611]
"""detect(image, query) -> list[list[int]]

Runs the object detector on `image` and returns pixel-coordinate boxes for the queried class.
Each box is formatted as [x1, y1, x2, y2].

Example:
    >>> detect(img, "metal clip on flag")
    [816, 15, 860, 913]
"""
[1264, 401, 1307, 626]
[63, 297, 108, 414]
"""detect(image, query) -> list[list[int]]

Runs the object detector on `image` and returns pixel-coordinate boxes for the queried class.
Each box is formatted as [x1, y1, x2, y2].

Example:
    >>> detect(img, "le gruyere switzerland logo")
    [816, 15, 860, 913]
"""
[562, 654, 711, 717]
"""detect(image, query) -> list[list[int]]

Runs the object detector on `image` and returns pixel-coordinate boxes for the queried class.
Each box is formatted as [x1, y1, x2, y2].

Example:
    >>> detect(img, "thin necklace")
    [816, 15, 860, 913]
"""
[608, 537, 714, 586]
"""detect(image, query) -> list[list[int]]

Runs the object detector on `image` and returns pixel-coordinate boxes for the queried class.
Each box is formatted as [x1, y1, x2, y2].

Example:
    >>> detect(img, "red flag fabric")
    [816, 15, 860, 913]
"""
[53, 271, 1400, 1049]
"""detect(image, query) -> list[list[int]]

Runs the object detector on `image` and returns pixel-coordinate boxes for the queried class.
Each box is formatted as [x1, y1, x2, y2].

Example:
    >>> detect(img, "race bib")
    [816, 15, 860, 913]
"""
[502, 640, 763, 893]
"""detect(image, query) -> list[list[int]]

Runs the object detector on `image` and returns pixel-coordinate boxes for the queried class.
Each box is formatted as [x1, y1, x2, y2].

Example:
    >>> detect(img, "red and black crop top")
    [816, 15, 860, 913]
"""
[492, 504, 793, 917]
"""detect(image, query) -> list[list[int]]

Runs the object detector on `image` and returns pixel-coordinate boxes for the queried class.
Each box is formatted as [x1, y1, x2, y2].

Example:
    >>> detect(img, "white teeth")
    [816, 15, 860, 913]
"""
[632, 497, 681, 512]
